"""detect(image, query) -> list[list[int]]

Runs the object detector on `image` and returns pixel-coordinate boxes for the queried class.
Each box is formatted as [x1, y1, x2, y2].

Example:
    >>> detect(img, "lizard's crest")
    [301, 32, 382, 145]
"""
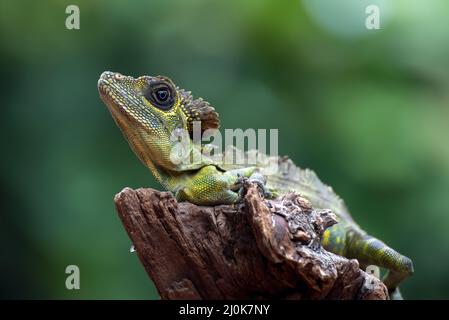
[178, 89, 220, 136]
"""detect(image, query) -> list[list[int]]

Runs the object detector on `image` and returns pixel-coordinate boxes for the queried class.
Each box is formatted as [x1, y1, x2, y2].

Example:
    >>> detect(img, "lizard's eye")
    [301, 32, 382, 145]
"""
[156, 88, 169, 101]
[144, 82, 175, 110]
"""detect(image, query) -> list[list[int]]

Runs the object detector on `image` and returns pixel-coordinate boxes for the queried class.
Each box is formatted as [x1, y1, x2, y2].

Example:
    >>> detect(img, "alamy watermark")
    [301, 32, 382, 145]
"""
[365, 265, 381, 289]
[65, 265, 80, 290]
[169, 121, 279, 172]
[65, 5, 80, 30]
[365, 4, 380, 30]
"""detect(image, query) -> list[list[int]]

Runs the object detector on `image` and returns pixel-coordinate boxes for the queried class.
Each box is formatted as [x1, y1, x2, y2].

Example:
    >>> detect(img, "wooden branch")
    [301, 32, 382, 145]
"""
[114, 183, 388, 300]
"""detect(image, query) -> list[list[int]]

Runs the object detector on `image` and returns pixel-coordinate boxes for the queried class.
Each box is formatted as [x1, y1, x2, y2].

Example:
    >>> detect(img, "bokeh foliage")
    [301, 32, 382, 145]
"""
[1, 0, 448, 299]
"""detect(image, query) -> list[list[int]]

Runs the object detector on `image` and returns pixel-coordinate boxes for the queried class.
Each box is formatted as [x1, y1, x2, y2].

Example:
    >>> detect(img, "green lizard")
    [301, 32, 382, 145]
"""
[98, 71, 413, 299]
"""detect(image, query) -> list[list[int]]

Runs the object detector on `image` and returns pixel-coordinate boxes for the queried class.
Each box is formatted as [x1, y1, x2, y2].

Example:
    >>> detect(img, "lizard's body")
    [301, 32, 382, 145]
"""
[98, 71, 413, 298]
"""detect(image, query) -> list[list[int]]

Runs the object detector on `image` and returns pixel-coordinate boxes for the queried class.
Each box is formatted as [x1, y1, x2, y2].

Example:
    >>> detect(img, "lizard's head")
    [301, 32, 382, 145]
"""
[98, 71, 185, 133]
[98, 71, 219, 173]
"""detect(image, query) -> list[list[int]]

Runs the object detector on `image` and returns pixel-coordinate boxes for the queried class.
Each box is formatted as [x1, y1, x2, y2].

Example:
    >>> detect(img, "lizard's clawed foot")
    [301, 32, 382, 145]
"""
[235, 172, 274, 203]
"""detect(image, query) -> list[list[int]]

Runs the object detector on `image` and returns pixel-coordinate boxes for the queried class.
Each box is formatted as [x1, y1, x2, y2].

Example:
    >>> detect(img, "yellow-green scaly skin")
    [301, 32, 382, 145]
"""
[98, 71, 413, 298]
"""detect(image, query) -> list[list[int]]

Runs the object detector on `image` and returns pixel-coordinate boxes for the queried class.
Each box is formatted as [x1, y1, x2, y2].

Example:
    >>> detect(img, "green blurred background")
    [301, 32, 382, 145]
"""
[1, 0, 448, 299]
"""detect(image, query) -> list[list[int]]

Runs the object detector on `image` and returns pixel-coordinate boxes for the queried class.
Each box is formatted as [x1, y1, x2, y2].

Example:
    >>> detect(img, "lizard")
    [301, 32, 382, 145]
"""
[98, 71, 414, 299]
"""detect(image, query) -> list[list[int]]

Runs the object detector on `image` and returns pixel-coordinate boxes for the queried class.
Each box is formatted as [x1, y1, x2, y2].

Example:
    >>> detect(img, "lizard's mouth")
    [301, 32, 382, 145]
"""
[98, 72, 116, 102]
[98, 71, 121, 105]
[98, 71, 140, 132]
[98, 71, 135, 116]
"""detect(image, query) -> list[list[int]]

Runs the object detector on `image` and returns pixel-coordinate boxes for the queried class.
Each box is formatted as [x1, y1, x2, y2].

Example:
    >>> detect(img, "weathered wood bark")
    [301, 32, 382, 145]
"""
[114, 183, 388, 300]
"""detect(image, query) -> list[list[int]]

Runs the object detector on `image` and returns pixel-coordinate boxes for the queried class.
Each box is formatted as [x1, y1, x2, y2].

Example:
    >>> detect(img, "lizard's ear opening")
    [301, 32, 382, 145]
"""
[178, 89, 220, 136]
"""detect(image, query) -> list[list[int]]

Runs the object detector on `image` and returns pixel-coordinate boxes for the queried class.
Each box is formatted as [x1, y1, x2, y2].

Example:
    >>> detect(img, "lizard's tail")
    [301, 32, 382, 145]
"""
[346, 231, 414, 291]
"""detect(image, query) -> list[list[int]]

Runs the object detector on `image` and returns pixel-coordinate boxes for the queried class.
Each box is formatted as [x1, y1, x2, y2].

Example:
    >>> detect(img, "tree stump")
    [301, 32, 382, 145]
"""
[114, 183, 388, 300]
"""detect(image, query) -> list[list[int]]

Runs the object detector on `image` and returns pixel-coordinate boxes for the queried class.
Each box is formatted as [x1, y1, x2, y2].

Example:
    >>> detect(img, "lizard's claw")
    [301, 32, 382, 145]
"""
[235, 173, 247, 203]
[235, 172, 274, 203]
[249, 172, 273, 198]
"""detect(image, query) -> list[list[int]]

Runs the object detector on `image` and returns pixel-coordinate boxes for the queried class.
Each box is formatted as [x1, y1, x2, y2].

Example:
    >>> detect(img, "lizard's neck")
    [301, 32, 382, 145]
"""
[149, 162, 191, 194]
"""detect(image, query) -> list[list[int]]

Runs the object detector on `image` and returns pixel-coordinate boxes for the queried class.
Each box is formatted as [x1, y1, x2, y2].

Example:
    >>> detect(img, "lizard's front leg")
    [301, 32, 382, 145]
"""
[174, 165, 259, 206]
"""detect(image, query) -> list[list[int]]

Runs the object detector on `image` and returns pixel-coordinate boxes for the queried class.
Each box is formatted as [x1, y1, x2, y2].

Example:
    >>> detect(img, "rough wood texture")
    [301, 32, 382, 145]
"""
[114, 183, 388, 300]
